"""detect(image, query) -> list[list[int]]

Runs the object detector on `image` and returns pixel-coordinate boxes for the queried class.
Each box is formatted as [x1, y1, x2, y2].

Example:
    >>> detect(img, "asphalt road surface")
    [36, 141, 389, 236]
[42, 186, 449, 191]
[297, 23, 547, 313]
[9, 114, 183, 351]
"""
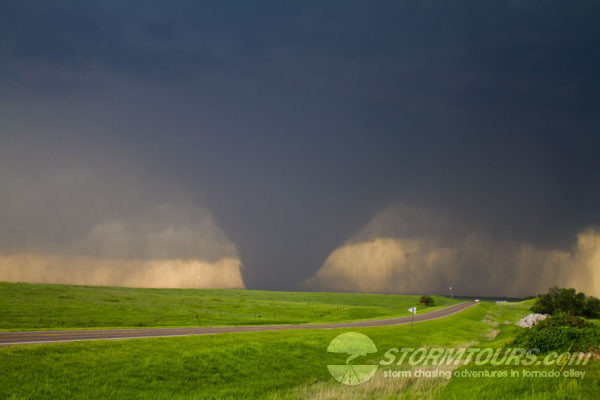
[0, 301, 475, 347]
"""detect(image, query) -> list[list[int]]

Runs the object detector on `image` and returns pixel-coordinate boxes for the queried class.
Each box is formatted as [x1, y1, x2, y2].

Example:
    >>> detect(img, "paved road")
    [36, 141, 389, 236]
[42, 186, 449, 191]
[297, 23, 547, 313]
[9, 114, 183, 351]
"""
[0, 302, 475, 347]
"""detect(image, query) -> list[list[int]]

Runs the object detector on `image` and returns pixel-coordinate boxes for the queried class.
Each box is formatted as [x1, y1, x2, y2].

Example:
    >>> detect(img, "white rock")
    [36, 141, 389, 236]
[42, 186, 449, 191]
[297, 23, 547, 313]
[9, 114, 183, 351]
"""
[516, 313, 548, 328]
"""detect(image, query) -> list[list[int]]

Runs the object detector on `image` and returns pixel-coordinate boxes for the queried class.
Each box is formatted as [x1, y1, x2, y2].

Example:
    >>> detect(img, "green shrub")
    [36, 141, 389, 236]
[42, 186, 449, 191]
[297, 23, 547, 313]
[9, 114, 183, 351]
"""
[584, 296, 600, 318]
[537, 314, 590, 329]
[513, 314, 600, 353]
[419, 295, 434, 306]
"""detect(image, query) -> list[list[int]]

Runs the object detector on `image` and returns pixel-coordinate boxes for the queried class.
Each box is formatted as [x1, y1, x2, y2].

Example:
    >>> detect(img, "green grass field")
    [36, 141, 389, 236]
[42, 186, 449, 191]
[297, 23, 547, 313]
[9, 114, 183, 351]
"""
[1, 283, 598, 399]
[0, 282, 458, 330]
[1, 299, 597, 399]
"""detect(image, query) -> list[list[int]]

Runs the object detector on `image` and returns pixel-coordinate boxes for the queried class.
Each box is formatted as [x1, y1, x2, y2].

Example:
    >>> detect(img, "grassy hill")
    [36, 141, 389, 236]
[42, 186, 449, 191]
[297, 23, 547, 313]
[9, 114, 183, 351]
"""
[0, 281, 458, 330]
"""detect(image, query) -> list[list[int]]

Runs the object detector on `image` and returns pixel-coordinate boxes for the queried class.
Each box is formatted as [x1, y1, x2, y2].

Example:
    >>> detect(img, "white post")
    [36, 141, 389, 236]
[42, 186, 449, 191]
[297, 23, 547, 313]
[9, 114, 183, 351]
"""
[408, 307, 417, 333]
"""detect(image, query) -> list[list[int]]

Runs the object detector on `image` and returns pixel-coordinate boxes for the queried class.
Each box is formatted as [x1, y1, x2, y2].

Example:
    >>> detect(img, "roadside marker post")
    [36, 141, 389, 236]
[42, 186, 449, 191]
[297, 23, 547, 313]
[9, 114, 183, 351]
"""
[408, 307, 417, 332]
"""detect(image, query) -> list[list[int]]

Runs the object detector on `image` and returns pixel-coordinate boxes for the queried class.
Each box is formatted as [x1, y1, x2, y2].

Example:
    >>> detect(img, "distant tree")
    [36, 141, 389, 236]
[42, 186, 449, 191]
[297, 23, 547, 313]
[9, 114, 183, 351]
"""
[531, 287, 598, 317]
[531, 288, 555, 314]
[419, 295, 434, 306]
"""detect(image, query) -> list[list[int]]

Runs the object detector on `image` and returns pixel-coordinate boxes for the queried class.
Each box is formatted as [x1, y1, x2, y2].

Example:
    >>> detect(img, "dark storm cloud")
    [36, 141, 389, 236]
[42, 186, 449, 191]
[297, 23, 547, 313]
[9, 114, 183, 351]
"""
[1, 1, 599, 293]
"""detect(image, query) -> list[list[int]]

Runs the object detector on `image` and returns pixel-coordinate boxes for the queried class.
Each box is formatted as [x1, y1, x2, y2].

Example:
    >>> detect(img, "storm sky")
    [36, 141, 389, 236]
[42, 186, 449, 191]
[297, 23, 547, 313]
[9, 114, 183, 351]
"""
[1, 1, 599, 296]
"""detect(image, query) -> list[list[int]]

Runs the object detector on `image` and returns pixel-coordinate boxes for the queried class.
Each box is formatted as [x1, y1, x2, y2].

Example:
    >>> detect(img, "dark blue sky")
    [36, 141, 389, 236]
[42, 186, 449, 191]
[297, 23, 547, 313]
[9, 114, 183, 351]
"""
[1, 1, 599, 292]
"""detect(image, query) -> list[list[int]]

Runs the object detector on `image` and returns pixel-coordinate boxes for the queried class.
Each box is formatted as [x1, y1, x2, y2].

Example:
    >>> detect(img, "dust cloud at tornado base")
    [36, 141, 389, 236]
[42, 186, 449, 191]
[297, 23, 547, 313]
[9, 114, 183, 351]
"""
[2, 167, 598, 296]
[305, 205, 600, 297]
[0, 166, 245, 289]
